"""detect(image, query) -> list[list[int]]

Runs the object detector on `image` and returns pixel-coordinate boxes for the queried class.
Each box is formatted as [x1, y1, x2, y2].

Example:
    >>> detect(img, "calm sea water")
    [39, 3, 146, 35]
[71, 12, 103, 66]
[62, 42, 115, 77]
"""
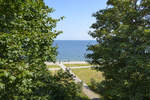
[53, 40, 97, 61]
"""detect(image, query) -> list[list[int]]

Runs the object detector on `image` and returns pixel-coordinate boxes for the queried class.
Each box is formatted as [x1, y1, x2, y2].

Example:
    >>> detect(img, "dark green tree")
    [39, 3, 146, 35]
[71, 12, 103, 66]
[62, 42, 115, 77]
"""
[87, 0, 150, 100]
[0, 0, 81, 100]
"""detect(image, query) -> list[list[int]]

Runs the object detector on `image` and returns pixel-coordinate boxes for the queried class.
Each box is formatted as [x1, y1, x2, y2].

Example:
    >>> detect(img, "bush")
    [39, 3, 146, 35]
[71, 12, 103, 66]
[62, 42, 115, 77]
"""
[50, 70, 82, 100]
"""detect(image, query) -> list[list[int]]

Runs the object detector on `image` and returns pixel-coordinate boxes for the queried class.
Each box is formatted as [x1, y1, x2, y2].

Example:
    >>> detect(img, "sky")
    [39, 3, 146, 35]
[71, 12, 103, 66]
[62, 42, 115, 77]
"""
[44, 0, 107, 40]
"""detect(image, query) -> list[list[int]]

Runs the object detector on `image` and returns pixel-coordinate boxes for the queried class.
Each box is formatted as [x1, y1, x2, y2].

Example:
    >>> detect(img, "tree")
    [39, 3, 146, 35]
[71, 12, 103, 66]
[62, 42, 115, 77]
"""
[87, 0, 150, 100]
[50, 70, 82, 100]
[0, 0, 81, 100]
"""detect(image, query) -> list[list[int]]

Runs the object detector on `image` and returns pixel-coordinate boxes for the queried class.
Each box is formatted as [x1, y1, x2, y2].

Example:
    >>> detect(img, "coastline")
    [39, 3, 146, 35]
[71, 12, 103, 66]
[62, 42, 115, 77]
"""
[45, 61, 88, 65]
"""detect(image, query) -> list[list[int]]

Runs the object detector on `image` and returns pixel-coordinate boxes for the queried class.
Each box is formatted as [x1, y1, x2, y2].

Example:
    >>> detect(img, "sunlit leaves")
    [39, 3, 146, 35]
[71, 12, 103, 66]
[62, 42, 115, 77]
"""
[0, 0, 60, 99]
[0, 0, 82, 99]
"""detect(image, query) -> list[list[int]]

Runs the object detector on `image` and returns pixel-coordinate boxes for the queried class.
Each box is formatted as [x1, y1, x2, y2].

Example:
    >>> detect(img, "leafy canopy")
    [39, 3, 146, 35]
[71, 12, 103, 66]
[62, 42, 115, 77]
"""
[87, 0, 150, 100]
[0, 0, 81, 100]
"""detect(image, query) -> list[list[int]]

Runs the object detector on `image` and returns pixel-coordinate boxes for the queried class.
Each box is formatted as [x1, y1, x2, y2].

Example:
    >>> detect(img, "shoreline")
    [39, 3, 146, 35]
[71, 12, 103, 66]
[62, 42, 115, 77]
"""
[45, 61, 88, 65]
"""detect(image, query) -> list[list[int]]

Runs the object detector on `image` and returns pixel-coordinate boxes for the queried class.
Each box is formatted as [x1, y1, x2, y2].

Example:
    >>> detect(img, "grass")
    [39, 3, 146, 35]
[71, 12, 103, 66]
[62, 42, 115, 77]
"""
[47, 65, 60, 68]
[64, 63, 92, 67]
[72, 68, 104, 85]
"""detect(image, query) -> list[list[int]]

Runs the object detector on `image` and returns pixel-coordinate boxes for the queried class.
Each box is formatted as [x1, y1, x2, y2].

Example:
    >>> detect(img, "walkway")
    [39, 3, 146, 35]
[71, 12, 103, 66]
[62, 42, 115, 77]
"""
[48, 66, 96, 71]
[57, 63, 100, 100]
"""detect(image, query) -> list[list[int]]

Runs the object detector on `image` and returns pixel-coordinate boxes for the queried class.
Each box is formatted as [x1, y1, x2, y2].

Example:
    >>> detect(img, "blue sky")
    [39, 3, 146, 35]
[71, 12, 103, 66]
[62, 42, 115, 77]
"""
[44, 0, 107, 40]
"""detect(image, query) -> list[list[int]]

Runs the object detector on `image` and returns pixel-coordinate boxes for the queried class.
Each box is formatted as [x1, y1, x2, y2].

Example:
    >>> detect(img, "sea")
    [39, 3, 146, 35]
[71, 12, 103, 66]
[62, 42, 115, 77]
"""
[53, 40, 97, 61]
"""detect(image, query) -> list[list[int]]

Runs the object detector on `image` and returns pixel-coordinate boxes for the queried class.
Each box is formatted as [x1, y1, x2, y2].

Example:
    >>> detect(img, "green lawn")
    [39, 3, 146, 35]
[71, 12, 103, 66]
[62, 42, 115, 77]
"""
[47, 65, 60, 68]
[64, 63, 92, 67]
[72, 68, 104, 85]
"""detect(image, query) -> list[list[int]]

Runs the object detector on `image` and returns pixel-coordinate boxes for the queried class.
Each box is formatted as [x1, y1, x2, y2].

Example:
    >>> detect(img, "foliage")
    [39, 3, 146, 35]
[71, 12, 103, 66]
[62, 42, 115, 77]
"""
[89, 79, 99, 93]
[0, 0, 81, 100]
[50, 69, 89, 100]
[89, 79, 104, 95]
[87, 0, 150, 100]
[50, 70, 82, 100]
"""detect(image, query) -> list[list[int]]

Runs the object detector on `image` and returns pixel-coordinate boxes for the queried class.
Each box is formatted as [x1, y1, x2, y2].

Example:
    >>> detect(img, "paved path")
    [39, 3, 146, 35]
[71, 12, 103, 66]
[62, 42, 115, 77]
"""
[48, 68, 61, 71]
[45, 61, 88, 65]
[57, 63, 100, 100]
[48, 66, 96, 71]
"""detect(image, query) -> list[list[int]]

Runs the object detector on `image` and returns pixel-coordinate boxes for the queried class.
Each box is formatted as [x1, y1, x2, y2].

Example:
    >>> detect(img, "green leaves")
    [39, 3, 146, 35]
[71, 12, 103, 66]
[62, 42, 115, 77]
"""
[3, 70, 9, 77]
[0, 0, 82, 100]
[87, 0, 150, 100]
[50, 70, 82, 100]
